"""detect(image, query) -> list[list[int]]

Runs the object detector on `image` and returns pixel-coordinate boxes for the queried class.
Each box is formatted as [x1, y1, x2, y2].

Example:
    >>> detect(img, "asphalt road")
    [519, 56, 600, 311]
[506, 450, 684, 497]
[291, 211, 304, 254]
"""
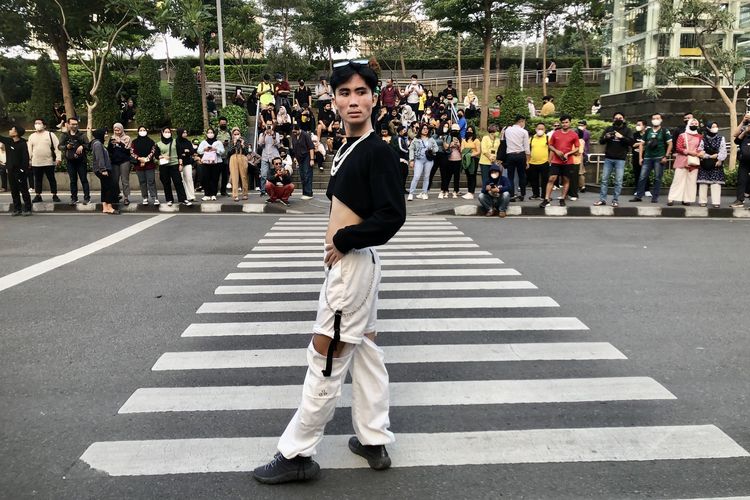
[1, 213, 749, 500]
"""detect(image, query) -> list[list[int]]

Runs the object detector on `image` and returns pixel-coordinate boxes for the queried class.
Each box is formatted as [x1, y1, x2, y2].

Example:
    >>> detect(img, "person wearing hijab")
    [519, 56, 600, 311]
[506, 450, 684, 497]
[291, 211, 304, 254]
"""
[697, 121, 727, 208]
[667, 117, 702, 206]
[156, 126, 190, 206]
[197, 127, 225, 201]
[130, 125, 158, 205]
[400, 104, 416, 128]
[107, 122, 132, 205]
[91, 128, 118, 214]
[228, 126, 250, 201]
[176, 128, 197, 202]
[276, 106, 292, 137]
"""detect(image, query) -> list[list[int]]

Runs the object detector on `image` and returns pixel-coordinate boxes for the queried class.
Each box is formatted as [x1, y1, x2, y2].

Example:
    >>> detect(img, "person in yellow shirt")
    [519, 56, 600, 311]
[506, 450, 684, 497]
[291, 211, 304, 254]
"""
[460, 126, 481, 199]
[527, 123, 550, 199]
[540, 96, 556, 117]
[479, 124, 501, 193]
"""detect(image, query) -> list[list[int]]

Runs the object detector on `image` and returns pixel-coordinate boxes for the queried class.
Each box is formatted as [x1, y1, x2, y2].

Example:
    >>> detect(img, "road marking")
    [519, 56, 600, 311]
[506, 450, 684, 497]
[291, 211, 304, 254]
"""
[257, 237, 474, 244]
[79, 425, 749, 475]
[225, 268, 521, 280]
[242, 250, 493, 258]
[181, 317, 589, 337]
[214, 281, 538, 295]
[197, 296, 558, 314]
[274, 220, 452, 225]
[0, 215, 174, 293]
[250, 243, 481, 251]
[118, 377, 675, 413]
[152, 342, 626, 370]
[236, 258, 504, 268]
[264, 230, 465, 237]
[278, 217, 446, 222]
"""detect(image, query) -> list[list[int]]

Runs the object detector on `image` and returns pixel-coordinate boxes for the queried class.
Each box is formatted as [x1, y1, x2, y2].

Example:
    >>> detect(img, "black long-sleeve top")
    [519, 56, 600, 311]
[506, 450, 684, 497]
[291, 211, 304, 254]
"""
[599, 125, 634, 160]
[327, 133, 406, 253]
[0, 136, 30, 171]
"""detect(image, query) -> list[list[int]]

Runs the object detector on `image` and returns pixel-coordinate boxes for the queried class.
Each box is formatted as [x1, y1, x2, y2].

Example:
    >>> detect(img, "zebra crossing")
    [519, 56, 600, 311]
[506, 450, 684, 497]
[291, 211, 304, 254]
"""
[79, 216, 750, 482]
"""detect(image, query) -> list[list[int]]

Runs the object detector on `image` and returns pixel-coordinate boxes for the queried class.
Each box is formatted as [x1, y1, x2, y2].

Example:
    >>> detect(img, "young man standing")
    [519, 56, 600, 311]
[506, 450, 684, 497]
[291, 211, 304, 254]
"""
[27, 118, 62, 203]
[540, 114, 579, 207]
[403, 74, 424, 114]
[0, 125, 32, 216]
[58, 117, 91, 205]
[290, 124, 316, 199]
[253, 61, 406, 485]
[630, 113, 673, 203]
[379, 78, 402, 115]
[594, 112, 633, 207]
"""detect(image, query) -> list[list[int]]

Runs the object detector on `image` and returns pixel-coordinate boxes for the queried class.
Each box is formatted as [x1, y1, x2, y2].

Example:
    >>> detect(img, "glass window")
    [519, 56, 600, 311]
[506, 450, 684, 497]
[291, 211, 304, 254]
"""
[657, 34, 671, 57]
[740, 3, 750, 28]
[625, 5, 648, 36]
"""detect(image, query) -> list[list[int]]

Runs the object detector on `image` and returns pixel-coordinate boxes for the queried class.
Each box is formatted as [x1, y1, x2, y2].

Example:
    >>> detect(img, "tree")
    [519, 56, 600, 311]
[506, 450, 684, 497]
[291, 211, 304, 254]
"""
[498, 65, 528, 127]
[558, 60, 587, 118]
[261, 0, 306, 54]
[566, 0, 610, 68]
[222, 0, 263, 84]
[28, 55, 60, 126]
[93, 66, 121, 129]
[136, 55, 164, 129]
[295, 0, 352, 72]
[425, 0, 525, 131]
[652, 0, 749, 169]
[527, 0, 568, 96]
[171, 60, 203, 133]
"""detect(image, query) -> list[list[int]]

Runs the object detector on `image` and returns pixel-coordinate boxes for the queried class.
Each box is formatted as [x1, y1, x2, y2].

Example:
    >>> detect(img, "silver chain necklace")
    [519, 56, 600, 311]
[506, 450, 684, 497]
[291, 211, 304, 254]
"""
[330, 130, 373, 176]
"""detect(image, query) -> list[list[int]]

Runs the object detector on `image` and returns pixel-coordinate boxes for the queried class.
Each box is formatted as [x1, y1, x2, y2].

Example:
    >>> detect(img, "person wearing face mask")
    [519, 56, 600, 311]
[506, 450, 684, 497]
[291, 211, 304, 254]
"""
[404, 74, 424, 115]
[696, 121, 727, 208]
[456, 109, 467, 139]
[460, 126, 481, 199]
[540, 115, 580, 208]
[217, 117, 231, 197]
[197, 127, 225, 201]
[478, 163, 511, 217]
[400, 104, 416, 128]
[407, 123, 438, 201]
[58, 117, 91, 205]
[729, 112, 750, 208]
[671, 112, 694, 145]
[631, 113, 673, 203]
[27, 118, 61, 203]
[501, 116, 531, 201]
[429, 123, 448, 193]
[667, 118, 703, 206]
[391, 125, 410, 191]
[443, 123, 462, 198]
[227, 127, 250, 201]
[91, 128, 119, 214]
[156, 127, 191, 206]
[258, 121, 282, 197]
[176, 128, 197, 202]
[479, 124, 503, 196]
[129, 126, 158, 205]
[0, 125, 32, 216]
[632, 120, 652, 198]
[571, 119, 591, 197]
[107, 122, 132, 205]
[527, 123, 550, 200]
[290, 124, 316, 199]
[594, 112, 633, 208]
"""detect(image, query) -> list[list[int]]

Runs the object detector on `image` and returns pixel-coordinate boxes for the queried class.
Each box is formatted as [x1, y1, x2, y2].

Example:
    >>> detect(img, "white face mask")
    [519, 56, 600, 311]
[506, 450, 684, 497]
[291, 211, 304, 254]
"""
[652, 119, 662, 127]
[490, 173, 500, 179]
[138, 130, 147, 137]
[163, 132, 171, 139]
[34, 123, 44, 131]
[536, 130, 545, 136]
[710, 127, 719, 134]
[635, 125, 643, 132]
[206, 133, 214, 139]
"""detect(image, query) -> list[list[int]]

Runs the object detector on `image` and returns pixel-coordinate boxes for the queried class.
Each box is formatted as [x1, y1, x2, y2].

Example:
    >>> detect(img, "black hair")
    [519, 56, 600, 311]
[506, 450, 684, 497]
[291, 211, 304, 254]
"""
[263, 74, 270, 80]
[446, 80, 453, 85]
[612, 111, 625, 118]
[514, 114, 527, 123]
[13, 125, 26, 136]
[218, 116, 228, 122]
[34, 117, 46, 124]
[67, 117, 78, 124]
[636, 119, 647, 126]
[410, 74, 418, 79]
[329, 62, 378, 94]
[559, 114, 572, 122]
[271, 156, 282, 164]
[292, 123, 301, 131]
[651, 112, 663, 119]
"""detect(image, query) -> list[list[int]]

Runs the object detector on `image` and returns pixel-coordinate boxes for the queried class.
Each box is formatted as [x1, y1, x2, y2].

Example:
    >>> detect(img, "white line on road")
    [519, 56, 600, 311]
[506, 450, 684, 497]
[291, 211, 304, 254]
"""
[257, 237, 474, 244]
[263, 231, 465, 237]
[152, 342, 626, 370]
[79, 425, 749, 475]
[196, 296, 558, 314]
[181, 317, 588, 337]
[214, 281, 538, 295]
[242, 251, 493, 258]
[225, 268, 521, 280]
[0, 215, 174, 293]
[250, 243, 481, 251]
[118, 377, 675, 413]
[236, 258, 504, 268]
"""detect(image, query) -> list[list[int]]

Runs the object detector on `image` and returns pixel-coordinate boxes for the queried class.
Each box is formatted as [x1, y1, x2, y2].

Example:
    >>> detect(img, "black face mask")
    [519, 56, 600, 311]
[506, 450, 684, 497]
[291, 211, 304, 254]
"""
[613, 119, 623, 127]
[689, 125, 698, 131]
[219, 124, 227, 130]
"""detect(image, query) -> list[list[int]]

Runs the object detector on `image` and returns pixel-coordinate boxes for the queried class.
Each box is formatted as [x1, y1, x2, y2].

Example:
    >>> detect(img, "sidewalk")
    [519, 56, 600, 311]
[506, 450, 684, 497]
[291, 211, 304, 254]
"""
[2, 189, 750, 218]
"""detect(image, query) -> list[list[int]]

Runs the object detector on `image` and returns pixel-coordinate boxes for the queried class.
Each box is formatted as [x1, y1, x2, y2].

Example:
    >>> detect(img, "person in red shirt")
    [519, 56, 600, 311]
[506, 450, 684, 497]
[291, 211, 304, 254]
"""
[379, 78, 402, 114]
[540, 114, 580, 207]
[274, 73, 292, 113]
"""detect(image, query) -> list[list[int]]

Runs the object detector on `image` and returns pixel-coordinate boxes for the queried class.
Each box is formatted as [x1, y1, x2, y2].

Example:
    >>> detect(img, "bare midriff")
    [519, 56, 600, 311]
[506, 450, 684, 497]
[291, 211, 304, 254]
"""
[325, 196, 363, 245]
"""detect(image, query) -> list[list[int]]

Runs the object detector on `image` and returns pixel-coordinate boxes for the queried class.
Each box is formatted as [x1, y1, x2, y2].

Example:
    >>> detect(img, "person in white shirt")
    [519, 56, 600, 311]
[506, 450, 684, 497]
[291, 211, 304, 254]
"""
[403, 74, 424, 114]
[27, 118, 61, 202]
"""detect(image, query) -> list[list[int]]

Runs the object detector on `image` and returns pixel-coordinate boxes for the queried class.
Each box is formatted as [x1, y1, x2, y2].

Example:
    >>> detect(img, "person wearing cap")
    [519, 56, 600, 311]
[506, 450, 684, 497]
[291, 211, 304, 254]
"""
[295, 80, 312, 109]
[1, 125, 32, 215]
[478, 163, 511, 217]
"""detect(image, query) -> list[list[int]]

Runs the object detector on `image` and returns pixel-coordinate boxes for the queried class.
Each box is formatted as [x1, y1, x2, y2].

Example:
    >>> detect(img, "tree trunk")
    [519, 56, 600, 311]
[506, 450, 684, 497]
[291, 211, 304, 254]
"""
[199, 40, 209, 131]
[328, 46, 333, 74]
[400, 52, 406, 77]
[726, 89, 739, 170]
[457, 32, 463, 102]
[495, 41, 501, 72]
[582, 37, 590, 69]
[86, 98, 98, 138]
[542, 18, 548, 96]
[481, 33, 492, 131]
[163, 33, 172, 84]
[54, 44, 76, 121]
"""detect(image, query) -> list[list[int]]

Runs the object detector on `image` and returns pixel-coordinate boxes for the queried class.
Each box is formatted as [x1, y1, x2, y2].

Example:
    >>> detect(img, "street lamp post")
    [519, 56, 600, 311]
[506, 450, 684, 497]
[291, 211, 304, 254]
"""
[216, 0, 227, 108]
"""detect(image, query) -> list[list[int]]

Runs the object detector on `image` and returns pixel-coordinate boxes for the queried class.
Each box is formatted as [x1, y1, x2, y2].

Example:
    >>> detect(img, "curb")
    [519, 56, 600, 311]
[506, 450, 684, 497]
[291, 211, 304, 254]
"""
[450, 204, 750, 218]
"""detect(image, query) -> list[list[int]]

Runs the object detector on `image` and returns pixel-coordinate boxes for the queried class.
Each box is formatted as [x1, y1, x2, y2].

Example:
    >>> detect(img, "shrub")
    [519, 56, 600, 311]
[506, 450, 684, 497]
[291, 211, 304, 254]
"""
[210, 104, 248, 136]
[171, 60, 203, 133]
[558, 60, 588, 119]
[27, 54, 60, 126]
[497, 66, 528, 128]
[93, 66, 122, 129]
[136, 55, 165, 129]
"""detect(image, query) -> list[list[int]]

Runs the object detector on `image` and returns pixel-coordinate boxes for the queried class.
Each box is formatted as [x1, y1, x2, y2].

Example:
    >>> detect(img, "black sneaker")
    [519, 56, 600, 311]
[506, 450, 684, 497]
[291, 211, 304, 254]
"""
[559, 199, 566, 207]
[729, 200, 745, 208]
[253, 452, 320, 484]
[539, 199, 550, 208]
[629, 197, 642, 202]
[279, 199, 289, 206]
[83, 198, 90, 205]
[348, 436, 391, 470]
[32, 195, 43, 203]
[22, 210, 32, 216]
[52, 195, 61, 203]
[517, 195, 524, 202]
[11, 211, 21, 217]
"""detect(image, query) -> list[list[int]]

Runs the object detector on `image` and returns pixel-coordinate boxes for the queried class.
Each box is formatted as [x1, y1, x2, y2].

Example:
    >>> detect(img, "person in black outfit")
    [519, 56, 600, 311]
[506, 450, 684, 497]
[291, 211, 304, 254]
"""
[254, 60, 406, 486]
[58, 117, 91, 205]
[0, 125, 32, 216]
[91, 128, 119, 214]
[0, 143, 7, 192]
[730, 114, 750, 208]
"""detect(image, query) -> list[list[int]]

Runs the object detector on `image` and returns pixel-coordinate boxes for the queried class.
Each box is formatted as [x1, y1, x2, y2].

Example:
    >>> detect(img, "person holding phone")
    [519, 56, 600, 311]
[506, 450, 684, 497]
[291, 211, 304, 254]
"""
[540, 114, 580, 207]
[478, 163, 511, 217]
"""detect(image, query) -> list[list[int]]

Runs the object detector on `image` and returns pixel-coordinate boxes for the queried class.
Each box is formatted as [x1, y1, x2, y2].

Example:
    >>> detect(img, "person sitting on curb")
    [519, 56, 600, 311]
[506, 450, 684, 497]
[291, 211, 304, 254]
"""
[265, 159, 294, 206]
[478, 163, 511, 218]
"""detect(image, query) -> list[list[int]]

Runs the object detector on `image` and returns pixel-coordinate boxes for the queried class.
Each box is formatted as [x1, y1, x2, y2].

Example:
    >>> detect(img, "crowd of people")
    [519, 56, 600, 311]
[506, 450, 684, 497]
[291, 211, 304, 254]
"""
[2, 70, 749, 217]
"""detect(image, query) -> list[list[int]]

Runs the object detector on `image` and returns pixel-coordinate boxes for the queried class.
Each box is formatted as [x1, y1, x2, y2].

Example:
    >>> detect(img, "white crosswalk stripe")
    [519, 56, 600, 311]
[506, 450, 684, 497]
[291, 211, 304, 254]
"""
[78, 216, 750, 481]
